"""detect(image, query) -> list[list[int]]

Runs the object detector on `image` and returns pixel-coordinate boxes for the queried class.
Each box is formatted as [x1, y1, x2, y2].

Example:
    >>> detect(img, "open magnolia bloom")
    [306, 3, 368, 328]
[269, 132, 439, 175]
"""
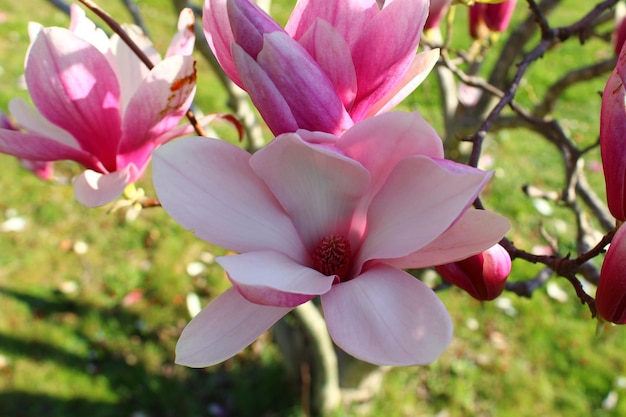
[152, 112, 510, 367]
[0, 5, 197, 207]
[204, 0, 439, 135]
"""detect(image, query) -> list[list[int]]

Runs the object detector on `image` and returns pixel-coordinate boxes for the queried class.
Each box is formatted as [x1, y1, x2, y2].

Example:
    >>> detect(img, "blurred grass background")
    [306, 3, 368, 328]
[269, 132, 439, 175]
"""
[0, 0, 625, 416]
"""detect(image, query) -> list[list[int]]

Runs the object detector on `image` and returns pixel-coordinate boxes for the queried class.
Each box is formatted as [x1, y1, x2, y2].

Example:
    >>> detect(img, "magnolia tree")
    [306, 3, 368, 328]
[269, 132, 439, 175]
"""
[0, 0, 625, 415]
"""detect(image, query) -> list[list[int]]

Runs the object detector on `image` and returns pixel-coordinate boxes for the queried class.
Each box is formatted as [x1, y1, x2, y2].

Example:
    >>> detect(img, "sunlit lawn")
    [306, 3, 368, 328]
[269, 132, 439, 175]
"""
[1, 1, 626, 416]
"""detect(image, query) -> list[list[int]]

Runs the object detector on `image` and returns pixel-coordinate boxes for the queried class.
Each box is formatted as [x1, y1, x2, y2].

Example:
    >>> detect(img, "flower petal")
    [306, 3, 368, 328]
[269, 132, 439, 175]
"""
[109, 26, 160, 112]
[250, 133, 370, 251]
[285, 0, 379, 47]
[218, 251, 334, 307]
[366, 49, 440, 117]
[0, 128, 98, 169]
[232, 44, 299, 135]
[255, 32, 353, 135]
[120, 55, 196, 155]
[165, 8, 196, 57]
[227, 0, 284, 58]
[338, 111, 444, 197]
[298, 19, 357, 111]
[321, 263, 452, 365]
[152, 137, 307, 260]
[350, 0, 427, 120]
[73, 166, 134, 207]
[8, 98, 79, 149]
[176, 287, 292, 367]
[203, 0, 241, 86]
[387, 209, 510, 269]
[26, 27, 122, 170]
[357, 157, 492, 266]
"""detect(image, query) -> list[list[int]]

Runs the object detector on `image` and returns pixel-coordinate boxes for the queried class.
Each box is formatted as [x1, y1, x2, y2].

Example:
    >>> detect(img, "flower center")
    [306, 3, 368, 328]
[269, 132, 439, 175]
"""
[312, 234, 352, 282]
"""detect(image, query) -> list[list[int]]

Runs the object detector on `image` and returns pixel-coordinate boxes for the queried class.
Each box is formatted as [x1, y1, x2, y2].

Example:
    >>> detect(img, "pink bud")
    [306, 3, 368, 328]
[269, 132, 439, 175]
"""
[469, 0, 517, 40]
[436, 244, 511, 301]
[424, 0, 452, 30]
[596, 226, 626, 324]
[483, 0, 517, 32]
[600, 45, 626, 221]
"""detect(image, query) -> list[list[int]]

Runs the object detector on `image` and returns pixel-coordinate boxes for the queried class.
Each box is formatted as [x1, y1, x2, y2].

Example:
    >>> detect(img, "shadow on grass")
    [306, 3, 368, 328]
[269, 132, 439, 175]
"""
[0, 287, 300, 417]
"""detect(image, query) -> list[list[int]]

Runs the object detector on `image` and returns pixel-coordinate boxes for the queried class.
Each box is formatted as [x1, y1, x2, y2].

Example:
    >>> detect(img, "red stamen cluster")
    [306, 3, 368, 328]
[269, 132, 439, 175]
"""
[312, 234, 352, 281]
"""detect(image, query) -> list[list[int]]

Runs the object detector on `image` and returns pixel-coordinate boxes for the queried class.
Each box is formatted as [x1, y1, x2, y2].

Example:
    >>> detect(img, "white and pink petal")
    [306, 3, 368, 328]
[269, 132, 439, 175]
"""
[250, 133, 370, 251]
[73, 166, 135, 207]
[338, 111, 444, 196]
[218, 251, 334, 307]
[26, 27, 122, 170]
[356, 156, 492, 267]
[176, 287, 292, 367]
[321, 263, 452, 366]
[152, 137, 307, 260]
[386, 209, 510, 269]
[119, 54, 196, 154]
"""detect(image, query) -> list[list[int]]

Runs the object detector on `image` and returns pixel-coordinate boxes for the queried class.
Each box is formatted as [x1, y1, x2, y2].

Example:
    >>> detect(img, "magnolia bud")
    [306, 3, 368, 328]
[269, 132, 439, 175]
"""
[469, 0, 517, 40]
[436, 244, 511, 301]
[596, 226, 626, 324]
[600, 45, 626, 221]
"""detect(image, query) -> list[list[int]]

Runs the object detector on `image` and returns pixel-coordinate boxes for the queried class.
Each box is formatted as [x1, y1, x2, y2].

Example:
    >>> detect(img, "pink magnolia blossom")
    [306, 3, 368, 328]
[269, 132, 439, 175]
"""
[601, 43, 626, 221]
[203, 0, 439, 135]
[435, 243, 511, 301]
[469, 0, 517, 40]
[152, 112, 510, 367]
[0, 5, 197, 207]
[596, 226, 626, 324]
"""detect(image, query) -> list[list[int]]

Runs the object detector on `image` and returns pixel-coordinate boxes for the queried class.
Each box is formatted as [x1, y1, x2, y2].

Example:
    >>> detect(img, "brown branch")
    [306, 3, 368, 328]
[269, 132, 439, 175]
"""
[534, 57, 617, 118]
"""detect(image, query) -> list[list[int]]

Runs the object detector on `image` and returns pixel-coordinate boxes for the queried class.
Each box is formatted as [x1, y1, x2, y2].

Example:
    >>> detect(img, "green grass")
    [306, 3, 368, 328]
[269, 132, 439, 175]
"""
[1, 0, 626, 416]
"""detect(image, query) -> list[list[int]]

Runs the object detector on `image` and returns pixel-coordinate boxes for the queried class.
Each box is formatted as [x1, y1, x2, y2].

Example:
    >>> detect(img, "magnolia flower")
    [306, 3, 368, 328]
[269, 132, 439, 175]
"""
[204, 0, 439, 135]
[152, 112, 510, 367]
[0, 5, 197, 207]
[469, 0, 517, 40]
[435, 243, 511, 301]
[601, 43, 626, 221]
[596, 226, 626, 324]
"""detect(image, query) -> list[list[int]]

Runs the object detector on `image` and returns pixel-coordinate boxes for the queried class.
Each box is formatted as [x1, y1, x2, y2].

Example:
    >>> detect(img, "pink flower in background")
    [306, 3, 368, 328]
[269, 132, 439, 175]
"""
[0, 5, 197, 207]
[424, 0, 452, 30]
[469, 0, 517, 40]
[436, 243, 511, 301]
[152, 112, 510, 367]
[601, 43, 626, 221]
[204, 0, 439, 135]
[596, 226, 626, 324]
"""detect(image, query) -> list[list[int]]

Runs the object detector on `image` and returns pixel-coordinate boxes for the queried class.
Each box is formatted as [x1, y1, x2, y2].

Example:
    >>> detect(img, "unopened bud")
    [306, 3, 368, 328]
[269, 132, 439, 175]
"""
[596, 226, 626, 324]
[436, 243, 511, 301]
